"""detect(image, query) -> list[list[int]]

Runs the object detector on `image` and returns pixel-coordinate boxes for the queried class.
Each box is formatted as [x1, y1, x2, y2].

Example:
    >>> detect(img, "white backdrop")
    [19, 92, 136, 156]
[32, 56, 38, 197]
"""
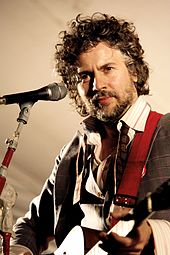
[0, 0, 170, 222]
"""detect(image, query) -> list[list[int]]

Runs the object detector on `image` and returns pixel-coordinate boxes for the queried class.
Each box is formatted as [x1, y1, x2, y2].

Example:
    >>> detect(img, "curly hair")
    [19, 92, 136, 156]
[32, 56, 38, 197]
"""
[55, 12, 149, 116]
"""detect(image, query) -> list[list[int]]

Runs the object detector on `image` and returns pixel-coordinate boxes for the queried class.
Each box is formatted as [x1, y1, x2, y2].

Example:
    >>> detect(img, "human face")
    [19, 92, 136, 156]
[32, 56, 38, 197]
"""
[77, 42, 138, 123]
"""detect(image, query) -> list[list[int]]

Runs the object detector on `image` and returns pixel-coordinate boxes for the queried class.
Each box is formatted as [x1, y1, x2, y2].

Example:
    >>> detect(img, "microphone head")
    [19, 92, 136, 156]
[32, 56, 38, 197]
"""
[47, 82, 67, 101]
[0, 82, 68, 105]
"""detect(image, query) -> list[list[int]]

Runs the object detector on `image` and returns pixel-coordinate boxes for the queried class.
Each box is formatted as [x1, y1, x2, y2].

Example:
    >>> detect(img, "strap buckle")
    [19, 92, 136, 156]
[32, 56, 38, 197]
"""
[114, 194, 137, 208]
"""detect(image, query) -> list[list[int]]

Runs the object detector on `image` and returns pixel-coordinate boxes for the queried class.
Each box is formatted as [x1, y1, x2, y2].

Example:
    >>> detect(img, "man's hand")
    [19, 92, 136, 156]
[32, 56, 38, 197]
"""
[99, 220, 153, 255]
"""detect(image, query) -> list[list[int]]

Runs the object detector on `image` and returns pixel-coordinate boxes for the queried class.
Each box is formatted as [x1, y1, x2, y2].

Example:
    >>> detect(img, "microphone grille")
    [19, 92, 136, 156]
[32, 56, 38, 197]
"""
[48, 82, 67, 101]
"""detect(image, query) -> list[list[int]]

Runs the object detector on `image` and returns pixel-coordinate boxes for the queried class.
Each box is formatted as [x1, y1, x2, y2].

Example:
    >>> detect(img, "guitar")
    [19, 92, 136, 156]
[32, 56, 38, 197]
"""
[54, 178, 170, 255]
[54, 220, 134, 255]
[54, 226, 85, 255]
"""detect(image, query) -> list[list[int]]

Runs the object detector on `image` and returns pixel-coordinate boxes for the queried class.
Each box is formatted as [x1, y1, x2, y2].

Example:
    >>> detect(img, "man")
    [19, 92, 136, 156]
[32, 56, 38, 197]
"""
[10, 13, 170, 254]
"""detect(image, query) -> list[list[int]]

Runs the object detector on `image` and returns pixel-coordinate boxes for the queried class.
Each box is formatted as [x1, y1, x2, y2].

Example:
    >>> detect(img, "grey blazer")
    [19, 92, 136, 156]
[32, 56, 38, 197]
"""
[12, 113, 170, 255]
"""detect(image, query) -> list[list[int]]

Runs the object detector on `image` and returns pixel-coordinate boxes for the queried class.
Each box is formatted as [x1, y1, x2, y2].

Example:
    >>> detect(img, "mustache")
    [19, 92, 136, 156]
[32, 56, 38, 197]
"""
[91, 90, 119, 103]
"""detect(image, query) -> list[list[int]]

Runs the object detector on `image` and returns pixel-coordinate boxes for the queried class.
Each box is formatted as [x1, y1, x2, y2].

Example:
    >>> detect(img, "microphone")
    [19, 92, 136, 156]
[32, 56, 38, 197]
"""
[0, 82, 67, 105]
[122, 178, 170, 225]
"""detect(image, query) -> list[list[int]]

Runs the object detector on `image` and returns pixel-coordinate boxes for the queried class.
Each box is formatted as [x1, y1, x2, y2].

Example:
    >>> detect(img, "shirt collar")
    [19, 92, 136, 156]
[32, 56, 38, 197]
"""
[120, 96, 151, 132]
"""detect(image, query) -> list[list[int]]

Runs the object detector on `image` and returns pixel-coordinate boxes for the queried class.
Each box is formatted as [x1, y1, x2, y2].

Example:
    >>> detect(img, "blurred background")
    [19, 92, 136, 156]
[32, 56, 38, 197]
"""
[0, 0, 170, 223]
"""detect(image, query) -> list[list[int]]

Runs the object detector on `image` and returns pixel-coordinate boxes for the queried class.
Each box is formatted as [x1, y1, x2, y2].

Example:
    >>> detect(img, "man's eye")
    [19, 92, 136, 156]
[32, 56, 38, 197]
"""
[80, 73, 91, 81]
[105, 66, 113, 71]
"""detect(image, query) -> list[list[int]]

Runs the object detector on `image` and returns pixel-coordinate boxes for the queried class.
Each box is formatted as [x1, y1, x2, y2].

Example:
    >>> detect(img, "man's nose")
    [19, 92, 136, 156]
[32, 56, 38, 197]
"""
[92, 75, 106, 91]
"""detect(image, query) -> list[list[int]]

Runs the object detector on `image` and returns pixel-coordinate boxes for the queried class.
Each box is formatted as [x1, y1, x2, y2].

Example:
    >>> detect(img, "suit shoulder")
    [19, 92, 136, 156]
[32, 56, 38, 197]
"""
[158, 112, 170, 127]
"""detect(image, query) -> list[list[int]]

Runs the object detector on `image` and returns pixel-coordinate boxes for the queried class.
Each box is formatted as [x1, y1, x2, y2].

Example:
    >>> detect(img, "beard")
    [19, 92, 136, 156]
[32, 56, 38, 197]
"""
[85, 89, 136, 123]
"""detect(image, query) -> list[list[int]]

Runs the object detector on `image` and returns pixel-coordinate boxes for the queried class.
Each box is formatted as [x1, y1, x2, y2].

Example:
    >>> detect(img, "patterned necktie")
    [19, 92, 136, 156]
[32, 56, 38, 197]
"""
[116, 122, 130, 189]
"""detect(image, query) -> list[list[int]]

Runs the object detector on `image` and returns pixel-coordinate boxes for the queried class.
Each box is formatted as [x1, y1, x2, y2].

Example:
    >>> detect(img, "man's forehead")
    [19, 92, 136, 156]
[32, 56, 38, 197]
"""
[77, 47, 126, 73]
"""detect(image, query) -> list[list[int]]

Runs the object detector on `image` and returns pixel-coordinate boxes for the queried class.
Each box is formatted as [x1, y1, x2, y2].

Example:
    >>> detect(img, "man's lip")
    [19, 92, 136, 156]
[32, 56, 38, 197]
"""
[97, 96, 112, 105]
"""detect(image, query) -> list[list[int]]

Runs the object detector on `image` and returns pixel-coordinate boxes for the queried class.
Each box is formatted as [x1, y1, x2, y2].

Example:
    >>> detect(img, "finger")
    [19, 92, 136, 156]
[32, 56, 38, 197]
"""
[108, 231, 135, 247]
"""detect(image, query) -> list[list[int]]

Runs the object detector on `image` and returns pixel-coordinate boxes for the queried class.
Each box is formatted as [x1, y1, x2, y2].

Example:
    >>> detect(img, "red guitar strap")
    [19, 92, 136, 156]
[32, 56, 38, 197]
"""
[114, 111, 163, 207]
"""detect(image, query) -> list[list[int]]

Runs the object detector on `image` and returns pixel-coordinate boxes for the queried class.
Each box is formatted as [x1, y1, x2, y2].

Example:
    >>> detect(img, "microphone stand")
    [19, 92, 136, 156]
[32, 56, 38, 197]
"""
[0, 101, 34, 255]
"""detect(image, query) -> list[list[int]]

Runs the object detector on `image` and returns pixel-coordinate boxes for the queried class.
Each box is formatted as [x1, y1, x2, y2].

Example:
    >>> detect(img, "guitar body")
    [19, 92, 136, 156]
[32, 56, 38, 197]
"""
[55, 219, 135, 255]
[54, 226, 84, 255]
